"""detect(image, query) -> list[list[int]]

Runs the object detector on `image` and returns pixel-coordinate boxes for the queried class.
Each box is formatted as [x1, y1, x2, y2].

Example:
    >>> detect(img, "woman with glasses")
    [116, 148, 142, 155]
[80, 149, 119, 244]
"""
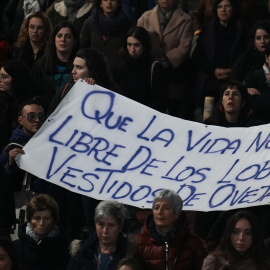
[0, 60, 35, 151]
[12, 11, 51, 69]
[202, 211, 270, 270]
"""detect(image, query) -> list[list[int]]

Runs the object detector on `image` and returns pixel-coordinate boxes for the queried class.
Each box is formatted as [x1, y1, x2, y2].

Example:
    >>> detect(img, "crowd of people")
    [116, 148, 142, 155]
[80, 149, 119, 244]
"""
[1, 0, 270, 269]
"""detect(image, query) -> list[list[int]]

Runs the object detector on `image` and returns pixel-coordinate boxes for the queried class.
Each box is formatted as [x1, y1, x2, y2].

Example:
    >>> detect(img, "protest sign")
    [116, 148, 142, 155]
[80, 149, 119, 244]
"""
[17, 80, 270, 211]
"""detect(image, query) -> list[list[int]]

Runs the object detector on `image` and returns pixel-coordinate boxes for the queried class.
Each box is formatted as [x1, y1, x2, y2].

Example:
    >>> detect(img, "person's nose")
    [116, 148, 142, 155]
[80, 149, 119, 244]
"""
[72, 67, 76, 74]
[39, 218, 45, 226]
[103, 225, 109, 234]
[239, 232, 245, 240]
[35, 117, 41, 122]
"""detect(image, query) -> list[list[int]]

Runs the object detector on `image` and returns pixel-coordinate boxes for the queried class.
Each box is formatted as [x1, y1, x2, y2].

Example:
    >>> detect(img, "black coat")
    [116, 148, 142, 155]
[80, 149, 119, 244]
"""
[115, 56, 168, 113]
[0, 164, 15, 233]
[67, 232, 131, 270]
[14, 222, 69, 270]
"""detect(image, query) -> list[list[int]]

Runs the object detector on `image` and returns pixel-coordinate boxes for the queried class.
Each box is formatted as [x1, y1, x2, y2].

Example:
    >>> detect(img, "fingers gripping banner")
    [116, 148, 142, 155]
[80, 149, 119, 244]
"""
[17, 80, 270, 211]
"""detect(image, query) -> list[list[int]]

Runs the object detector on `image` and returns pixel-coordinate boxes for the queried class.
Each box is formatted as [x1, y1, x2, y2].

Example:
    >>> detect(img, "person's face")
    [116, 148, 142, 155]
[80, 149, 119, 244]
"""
[153, 200, 178, 234]
[96, 217, 121, 247]
[0, 247, 12, 270]
[157, 0, 176, 12]
[18, 104, 45, 136]
[217, 0, 233, 26]
[55, 27, 75, 55]
[72, 57, 90, 82]
[28, 17, 45, 43]
[0, 68, 12, 94]
[231, 218, 253, 255]
[100, 0, 119, 17]
[127, 36, 144, 58]
[254, 29, 270, 54]
[222, 87, 243, 115]
[30, 209, 54, 238]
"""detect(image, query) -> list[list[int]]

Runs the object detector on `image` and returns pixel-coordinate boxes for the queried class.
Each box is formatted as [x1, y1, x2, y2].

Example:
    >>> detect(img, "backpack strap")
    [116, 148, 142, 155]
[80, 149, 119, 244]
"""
[61, 82, 70, 100]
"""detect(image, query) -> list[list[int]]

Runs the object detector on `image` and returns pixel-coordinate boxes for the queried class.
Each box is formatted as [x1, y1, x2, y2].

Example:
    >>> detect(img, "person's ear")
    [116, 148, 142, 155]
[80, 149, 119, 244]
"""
[241, 100, 246, 108]
[18, 116, 23, 126]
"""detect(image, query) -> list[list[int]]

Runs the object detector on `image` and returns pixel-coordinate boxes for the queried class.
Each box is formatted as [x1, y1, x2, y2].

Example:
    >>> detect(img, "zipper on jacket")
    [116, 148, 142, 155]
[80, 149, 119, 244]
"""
[165, 242, 169, 270]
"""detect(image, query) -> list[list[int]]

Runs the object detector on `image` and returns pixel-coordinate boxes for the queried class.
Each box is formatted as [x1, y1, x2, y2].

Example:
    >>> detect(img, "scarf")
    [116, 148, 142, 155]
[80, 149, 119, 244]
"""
[91, 8, 130, 37]
[23, 0, 40, 17]
[26, 223, 60, 245]
[64, 0, 86, 22]
[263, 63, 270, 88]
[157, 6, 175, 33]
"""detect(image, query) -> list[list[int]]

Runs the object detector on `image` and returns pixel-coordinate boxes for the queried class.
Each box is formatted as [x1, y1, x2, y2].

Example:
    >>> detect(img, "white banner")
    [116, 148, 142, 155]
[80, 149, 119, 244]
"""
[17, 80, 270, 211]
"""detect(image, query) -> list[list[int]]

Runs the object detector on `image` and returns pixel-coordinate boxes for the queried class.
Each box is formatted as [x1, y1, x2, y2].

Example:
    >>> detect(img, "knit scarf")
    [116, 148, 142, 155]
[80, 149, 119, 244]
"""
[263, 63, 270, 88]
[64, 0, 86, 22]
[91, 8, 130, 37]
[26, 223, 60, 245]
[157, 6, 175, 33]
[23, 0, 40, 17]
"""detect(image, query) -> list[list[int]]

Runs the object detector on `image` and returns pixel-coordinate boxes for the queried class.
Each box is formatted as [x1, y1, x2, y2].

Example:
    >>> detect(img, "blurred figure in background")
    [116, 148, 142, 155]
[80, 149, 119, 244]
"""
[46, 0, 93, 36]
[1, 0, 54, 44]
[80, 0, 133, 79]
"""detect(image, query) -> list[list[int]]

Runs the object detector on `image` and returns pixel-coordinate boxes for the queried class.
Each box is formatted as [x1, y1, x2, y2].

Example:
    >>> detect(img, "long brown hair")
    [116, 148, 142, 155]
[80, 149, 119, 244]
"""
[213, 211, 266, 266]
[14, 11, 51, 50]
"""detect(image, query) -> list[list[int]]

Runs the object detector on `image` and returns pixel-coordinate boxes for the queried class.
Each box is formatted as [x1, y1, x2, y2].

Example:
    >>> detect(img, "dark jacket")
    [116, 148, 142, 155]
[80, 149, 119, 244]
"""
[245, 66, 270, 122]
[14, 222, 69, 270]
[46, 81, 74, 117]
[0, 126, 50, 193]
[67, 232, 133, 270]
[0, 163, 15, 233]
[31, 57, 71, 108]
[193, 18, 247, 97]
[80, 8, 132, 77]
[136, 212, 207, 270]
[12, 39, 45, 69]
[203, 107, 264, 127]
[115, 56, 168, 112]
[230, 48, 265, 83]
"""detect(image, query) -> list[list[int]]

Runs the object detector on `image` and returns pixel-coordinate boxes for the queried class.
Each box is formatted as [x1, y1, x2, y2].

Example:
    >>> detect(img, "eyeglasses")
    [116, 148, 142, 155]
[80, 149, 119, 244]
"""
[0, 73, 10, 81]
[20, 112, 45, 122]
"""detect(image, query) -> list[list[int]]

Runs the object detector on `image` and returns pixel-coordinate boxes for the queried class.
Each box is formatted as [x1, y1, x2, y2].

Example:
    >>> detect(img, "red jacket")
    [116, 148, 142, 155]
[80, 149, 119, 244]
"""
[136, 212, 207, 270]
